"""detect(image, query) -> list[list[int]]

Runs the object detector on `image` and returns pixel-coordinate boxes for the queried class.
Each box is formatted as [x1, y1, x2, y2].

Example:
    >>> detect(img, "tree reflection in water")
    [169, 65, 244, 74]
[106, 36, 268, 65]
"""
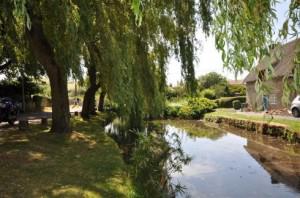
[105, 120, 191, 197]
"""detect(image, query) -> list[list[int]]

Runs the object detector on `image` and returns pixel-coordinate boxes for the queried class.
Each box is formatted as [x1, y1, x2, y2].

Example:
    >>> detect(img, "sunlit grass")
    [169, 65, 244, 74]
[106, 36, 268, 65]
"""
[0, 115, 134, 197]
[206, 109, 300, 133]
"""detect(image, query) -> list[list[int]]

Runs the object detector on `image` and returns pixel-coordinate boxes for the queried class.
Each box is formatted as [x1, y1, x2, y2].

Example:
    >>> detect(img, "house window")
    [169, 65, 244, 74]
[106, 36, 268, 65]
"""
[269, 94, 277, 105]
[258, 70, 266, 81]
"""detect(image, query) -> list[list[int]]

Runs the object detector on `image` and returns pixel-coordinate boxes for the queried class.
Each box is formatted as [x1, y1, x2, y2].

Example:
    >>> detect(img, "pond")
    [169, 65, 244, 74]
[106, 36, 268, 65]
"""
[105, 120, 300, 198]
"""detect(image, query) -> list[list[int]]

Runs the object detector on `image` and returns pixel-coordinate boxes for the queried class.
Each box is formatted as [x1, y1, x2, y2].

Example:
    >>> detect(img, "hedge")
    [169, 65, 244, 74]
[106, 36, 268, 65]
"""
[164, 98, 217, 119]
[215, 96, 246, 108]
[232, 100, 241, 110]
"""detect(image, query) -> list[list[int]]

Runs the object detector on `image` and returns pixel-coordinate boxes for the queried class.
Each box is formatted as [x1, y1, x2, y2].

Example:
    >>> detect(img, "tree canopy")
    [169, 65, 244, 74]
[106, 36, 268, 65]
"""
[0, 0, 299, 131]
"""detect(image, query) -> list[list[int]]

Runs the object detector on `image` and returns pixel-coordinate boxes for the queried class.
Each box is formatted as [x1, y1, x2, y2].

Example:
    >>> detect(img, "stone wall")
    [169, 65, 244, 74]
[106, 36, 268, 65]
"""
[205, 115, 299, 143]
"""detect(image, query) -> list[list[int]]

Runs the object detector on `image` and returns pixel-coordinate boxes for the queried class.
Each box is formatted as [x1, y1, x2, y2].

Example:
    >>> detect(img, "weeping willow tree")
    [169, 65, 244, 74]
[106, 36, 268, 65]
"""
[5, 0, 297, 132]
[281, 0, 300, 106]
[78, 0, 213, 128]
[212, 0, 300, 106]
[0, 0, 87, 132]
[174, 0, 198, 93]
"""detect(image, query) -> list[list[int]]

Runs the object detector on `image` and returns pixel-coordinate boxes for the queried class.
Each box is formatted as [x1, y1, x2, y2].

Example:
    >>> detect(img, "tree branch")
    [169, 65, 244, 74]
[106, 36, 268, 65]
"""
[0, 59, 12, 72]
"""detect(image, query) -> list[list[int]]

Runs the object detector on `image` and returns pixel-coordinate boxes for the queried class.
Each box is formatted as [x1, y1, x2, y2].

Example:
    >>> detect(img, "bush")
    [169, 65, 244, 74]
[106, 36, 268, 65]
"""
[232, 100, 241, 110]
[186, 98, 217, 119]
[228, 84, 246, 96]
[165, 98, 217, 119]
[164, 105, 181, 118]
[165, 86, 186, 100]
[178, 105, 193, 119]
[215, 96, 246, 108]
[0, 77, 42, 101]
[201, 89, 216, 100]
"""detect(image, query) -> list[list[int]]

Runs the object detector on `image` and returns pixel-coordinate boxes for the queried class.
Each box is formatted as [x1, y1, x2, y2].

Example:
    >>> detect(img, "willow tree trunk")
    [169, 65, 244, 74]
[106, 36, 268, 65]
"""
[98, 90, 106, 112]
[26, 16, 71, 133]
[81, 64, 100, 119]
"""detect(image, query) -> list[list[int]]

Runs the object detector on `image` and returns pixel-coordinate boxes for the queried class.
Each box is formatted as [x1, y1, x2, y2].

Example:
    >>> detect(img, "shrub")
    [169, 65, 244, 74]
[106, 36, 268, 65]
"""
[228, 84, 246, 96]
[186, 98, 217, 119]
[178, 105, 193, 119]
[201, 89, 216, 100]
[232, 100, 241, 110]
[164, 105, 181, 118]
[212, 84, 230, 98]
[215, 96, 246, 108]
[0, 77, 42, 101]
[165, 98, 217, 119]
[165, 86, 186, 100]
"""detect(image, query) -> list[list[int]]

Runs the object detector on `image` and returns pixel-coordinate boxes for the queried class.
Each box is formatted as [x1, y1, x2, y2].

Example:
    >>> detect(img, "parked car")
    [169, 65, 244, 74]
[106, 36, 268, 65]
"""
[0, 97, 20, 125]
[291, 95, 300, 118]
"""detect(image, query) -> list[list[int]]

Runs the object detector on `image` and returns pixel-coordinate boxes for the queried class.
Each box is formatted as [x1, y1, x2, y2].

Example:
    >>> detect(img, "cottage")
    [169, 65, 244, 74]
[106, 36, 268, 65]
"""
[244, 39, 300, 110]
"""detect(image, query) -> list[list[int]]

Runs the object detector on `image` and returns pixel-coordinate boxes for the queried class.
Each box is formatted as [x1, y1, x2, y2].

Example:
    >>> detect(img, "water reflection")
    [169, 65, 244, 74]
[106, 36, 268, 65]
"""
[105, 119, 191, 197]
[106, 120, 300, 198]
[245, 140, 300, 192]
[164, 121, 300, 198]
[105, 119, 138, 162]
[157, 120, 226, 140]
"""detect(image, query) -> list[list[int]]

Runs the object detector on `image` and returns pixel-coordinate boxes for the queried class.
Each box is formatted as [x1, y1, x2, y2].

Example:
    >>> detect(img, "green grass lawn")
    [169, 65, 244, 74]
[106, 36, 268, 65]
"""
[0, 115, 134, 197]
[206, 109, 300, 133]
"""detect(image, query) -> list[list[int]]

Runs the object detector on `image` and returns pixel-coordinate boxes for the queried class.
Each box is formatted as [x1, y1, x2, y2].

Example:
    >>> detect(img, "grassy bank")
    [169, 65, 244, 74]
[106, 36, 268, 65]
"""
[205, 109, 300, 137]
[206, 109, 300, 134]
[0, 115, 134, 197]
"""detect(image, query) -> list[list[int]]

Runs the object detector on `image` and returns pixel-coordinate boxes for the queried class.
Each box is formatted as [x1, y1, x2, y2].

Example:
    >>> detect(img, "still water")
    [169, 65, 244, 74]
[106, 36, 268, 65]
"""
[106, 120, 300, 198]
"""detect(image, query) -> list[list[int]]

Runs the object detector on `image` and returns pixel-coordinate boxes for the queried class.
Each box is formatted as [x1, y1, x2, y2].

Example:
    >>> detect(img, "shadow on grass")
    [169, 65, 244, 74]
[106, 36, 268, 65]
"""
[0, 116, 132, 198]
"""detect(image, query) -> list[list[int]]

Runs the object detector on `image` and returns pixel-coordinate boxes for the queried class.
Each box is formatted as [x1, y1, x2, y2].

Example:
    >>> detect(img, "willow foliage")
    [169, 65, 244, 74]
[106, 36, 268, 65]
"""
[5, 0, 300, 130]
[212, 0, 300, 107]
[213, 0, 276, 73]
[79, 0, 214, 128]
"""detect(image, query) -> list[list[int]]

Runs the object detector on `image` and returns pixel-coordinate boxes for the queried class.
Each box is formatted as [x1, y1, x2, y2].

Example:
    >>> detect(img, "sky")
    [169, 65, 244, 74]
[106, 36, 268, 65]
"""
[166, 0, 291, 85]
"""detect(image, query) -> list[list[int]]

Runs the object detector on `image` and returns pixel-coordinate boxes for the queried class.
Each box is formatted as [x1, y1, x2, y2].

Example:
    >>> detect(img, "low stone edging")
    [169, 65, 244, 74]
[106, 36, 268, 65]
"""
[204, 115, 299, 143]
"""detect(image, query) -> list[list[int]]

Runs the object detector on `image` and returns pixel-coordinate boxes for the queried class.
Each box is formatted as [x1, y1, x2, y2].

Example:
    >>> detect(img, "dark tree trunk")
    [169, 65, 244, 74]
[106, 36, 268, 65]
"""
[98, 90, 106, 112]
[26, 14, 71, 133]
[81, 43, 102, 119]
[48, 70, 70, 133]
[81, 63, 100, 119]
[81, 85, 99, 119]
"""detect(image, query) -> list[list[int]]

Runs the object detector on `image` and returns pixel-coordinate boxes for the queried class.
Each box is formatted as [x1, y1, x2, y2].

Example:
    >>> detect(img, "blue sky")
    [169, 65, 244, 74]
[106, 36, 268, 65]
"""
[167, 0, 291, 85]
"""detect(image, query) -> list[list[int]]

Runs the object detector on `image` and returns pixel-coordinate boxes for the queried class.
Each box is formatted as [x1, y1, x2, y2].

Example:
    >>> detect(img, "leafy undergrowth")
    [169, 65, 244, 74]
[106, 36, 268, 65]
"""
[0, 115, 134, 197]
